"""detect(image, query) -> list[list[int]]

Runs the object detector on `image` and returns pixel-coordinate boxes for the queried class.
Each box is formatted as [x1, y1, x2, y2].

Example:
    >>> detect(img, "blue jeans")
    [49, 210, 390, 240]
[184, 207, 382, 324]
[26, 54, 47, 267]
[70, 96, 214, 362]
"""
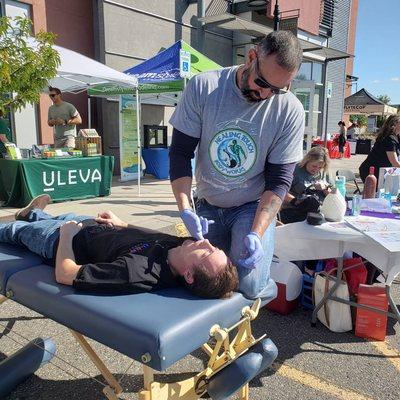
[196, 199, 275, 300]
[0, 210, 91, 260]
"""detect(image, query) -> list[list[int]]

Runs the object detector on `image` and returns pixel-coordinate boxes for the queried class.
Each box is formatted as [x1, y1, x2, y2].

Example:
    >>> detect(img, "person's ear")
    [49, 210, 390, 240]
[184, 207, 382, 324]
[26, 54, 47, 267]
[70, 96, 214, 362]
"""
[183, 269, 194, 284]
[245, 48, 257, 66]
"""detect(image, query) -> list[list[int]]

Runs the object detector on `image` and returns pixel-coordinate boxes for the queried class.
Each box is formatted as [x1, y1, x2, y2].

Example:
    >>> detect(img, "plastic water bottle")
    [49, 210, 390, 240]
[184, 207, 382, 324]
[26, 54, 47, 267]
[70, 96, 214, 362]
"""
[335, 175, 346, 198]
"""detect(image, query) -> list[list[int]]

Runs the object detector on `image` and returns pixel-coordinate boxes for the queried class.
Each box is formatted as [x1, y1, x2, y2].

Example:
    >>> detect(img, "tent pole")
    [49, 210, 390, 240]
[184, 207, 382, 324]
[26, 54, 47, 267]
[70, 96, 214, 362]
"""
[88, 96, 91, 129]
[136, 88, 141, 197]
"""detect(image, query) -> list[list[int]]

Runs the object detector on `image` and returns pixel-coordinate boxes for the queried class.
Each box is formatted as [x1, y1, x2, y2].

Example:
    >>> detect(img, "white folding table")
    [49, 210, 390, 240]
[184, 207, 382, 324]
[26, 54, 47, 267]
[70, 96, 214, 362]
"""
[274, 221, 400, 325]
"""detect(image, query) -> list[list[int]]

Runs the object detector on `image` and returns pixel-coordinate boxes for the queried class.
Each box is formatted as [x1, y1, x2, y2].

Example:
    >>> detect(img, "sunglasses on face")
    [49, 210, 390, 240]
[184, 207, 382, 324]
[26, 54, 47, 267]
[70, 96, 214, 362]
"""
[253, 55, 288, 95]
[49, 94, 57, 98]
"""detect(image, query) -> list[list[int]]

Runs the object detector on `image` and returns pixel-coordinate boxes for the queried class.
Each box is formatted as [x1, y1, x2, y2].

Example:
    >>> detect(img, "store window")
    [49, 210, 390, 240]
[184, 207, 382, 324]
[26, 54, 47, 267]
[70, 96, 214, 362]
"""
[296, 61, 312, 81]
[293, 60, 325, 137]
[234, 46, 246, 65]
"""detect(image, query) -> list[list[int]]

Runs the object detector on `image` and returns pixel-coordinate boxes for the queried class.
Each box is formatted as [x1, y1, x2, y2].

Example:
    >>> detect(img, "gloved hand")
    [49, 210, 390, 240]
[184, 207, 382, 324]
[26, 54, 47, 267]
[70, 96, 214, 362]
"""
[238, 232, 264, 270]
[180, 209, 214, 240]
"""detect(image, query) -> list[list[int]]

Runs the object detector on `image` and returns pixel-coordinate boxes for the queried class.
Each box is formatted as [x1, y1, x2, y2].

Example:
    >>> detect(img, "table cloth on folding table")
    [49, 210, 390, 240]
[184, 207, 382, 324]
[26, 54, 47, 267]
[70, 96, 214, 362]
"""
[275, 221, 400, 285]
[313, 140, 351, 159]
[0, 156, 114, 207]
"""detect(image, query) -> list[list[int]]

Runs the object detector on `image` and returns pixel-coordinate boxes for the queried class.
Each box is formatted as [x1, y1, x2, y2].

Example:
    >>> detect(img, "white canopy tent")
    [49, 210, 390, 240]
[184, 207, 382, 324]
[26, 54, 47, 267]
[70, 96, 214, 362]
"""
[47, 43, 138, 94]
[35, 40, 141, 190]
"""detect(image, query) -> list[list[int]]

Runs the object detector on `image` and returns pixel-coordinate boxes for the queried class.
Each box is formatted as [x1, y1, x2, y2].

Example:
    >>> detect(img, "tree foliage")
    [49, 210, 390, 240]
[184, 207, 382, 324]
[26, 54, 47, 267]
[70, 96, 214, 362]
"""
[350, 114, 367, 126]
[0, 16, 60, 113]
[378, 94, 391, 104]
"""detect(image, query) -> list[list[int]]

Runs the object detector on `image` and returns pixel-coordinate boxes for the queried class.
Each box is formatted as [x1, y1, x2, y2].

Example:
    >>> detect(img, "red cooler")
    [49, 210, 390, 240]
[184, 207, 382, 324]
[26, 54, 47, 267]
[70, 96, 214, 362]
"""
[355, 284, 388, 341]
[266, 260, 302, 315]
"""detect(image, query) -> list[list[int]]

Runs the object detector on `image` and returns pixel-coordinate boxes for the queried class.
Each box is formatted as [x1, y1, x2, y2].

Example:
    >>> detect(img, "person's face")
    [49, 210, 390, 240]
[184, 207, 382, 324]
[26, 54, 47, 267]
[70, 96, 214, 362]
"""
[49, 91, 61, 103]
[306, 160, 324, 176]
[180, 239, 228, 284]
[240, 51, 297, 103]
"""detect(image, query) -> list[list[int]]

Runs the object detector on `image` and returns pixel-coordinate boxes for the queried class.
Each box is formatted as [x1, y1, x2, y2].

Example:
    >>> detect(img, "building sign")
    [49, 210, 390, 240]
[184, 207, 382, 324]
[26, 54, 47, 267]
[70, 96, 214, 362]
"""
[179, 50, 191, 78]
[279, 17, 298, 36]
[326, 81, 333, 98]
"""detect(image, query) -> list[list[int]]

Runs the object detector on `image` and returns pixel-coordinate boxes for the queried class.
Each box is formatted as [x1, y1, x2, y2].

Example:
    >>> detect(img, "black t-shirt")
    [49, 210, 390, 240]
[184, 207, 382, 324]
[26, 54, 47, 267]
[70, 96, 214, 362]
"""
[360, 134, 400, 178]
[54, 220, 187, 294]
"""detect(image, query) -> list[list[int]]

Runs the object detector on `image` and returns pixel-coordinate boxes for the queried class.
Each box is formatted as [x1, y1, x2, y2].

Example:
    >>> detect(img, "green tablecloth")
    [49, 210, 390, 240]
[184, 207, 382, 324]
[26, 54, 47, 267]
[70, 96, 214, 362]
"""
[0, 156, 114, 207]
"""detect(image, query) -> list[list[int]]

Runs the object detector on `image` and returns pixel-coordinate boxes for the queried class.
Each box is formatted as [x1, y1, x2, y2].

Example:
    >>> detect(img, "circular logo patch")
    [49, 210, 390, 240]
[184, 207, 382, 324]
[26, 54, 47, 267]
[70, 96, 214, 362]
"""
[209, 128, 257, 177]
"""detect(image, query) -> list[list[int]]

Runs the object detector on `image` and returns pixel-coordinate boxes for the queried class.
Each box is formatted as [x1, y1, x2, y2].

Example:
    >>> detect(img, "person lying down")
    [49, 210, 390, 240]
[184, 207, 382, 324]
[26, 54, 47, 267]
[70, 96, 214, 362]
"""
[0, 195, 238, 299]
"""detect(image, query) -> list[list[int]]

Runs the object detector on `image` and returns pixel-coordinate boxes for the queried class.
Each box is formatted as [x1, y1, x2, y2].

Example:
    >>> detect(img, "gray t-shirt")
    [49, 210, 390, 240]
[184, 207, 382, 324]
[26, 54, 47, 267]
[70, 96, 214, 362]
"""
[169, 67, 305, 208]
[48, 101, 78, 138]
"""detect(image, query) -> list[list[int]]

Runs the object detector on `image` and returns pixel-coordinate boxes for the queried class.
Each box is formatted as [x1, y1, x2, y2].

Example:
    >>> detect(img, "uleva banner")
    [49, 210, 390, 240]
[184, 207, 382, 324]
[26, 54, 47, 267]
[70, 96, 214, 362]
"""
[119, 94, 140, 181]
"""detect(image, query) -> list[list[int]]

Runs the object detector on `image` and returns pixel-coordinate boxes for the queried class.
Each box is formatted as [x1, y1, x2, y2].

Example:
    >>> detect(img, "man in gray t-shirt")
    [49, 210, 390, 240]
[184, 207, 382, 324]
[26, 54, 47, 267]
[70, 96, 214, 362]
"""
[47, 86, 82, 148]
[169, 32, 305, 300]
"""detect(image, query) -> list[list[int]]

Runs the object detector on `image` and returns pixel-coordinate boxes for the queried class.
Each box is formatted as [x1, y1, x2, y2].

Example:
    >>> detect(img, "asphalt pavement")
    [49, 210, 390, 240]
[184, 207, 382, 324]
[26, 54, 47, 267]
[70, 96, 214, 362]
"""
[1, 154, 399, 400]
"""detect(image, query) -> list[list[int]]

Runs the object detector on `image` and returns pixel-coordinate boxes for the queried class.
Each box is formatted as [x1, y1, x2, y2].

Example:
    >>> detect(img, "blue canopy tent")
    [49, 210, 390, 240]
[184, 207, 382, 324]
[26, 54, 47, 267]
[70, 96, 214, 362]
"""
[124, 40, 221, 105]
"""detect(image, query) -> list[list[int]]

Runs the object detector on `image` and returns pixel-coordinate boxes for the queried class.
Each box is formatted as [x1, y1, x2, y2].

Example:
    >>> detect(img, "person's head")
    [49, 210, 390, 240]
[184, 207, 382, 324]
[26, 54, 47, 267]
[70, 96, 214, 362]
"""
[48, 86, 62, 104]
[299, 146, 330, 175]
[338, 121, 345, 127]
[168, 239, 239, 299]
[239, 31, 302, 103]
[376, 115, 400, 142]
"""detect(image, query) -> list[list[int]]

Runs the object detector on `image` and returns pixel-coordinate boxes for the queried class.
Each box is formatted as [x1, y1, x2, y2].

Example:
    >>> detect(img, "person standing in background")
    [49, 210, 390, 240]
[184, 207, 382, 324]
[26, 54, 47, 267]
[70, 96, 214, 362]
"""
[47, 86, 82, 148]
[359, 115, 400, 183]
[337, 121, 347, 159]
[0, 110, 12, 142]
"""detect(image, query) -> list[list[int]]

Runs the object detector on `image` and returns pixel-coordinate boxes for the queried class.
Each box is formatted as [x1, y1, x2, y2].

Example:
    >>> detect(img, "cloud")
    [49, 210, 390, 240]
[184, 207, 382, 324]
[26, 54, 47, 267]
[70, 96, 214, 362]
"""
[372, 80, 381, 83]
[391, 77, 400, 81]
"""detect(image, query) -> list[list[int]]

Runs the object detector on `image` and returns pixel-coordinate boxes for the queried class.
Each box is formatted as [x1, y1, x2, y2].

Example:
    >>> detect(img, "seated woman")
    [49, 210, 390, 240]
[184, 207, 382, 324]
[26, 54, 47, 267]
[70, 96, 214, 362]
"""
[359, 115, 400, 184]
[0, 195, 238, 299]
[280, 146, 331, 224]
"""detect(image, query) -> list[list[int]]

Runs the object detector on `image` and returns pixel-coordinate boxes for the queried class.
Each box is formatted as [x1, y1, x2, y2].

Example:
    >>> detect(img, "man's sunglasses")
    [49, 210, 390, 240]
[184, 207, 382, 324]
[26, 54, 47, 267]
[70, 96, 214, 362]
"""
[254, 55, 288, 95]
[49, 93, 58, 98]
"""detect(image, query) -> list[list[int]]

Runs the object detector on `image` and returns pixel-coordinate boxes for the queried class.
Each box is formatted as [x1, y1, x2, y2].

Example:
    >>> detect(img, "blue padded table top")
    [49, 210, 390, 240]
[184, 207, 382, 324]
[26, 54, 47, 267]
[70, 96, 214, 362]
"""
[0, 243, 43, 295]
[6, 263, 276, 371]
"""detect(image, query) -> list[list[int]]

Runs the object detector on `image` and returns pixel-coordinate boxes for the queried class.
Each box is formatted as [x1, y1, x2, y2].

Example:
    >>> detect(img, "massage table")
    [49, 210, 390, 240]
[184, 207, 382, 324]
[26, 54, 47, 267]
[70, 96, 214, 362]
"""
[0, 243, 278, 399]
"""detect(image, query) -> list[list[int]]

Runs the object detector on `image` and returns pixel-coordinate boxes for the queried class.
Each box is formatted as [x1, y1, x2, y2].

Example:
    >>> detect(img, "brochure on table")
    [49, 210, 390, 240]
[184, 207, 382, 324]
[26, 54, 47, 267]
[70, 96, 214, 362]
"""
[345, 215, 400, 252]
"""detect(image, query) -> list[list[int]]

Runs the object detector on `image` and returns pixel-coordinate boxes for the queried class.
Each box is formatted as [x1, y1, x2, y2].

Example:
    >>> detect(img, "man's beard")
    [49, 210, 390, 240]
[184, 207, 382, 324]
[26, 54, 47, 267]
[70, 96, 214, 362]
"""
[240, 67, 262, 103]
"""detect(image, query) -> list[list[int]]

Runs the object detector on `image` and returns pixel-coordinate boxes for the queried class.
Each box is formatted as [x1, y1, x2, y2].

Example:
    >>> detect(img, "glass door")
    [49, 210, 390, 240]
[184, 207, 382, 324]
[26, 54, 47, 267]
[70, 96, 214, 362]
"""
[290, 80, 315, 152]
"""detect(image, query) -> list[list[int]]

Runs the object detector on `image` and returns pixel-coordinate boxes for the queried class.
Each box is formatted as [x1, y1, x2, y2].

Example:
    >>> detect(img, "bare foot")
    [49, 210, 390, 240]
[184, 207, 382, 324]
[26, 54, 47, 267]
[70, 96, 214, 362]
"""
[15, 194, 52, 220]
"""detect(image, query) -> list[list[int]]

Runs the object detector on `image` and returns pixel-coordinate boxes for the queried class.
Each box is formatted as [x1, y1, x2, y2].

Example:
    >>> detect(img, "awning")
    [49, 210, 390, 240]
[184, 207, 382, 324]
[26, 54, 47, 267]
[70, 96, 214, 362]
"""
[199, 13, 352, 61]
[344, 88, 398, 116]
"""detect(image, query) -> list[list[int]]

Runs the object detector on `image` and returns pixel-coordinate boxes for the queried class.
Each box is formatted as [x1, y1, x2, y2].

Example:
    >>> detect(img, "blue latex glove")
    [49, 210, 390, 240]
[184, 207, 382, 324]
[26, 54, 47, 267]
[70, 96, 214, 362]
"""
[238, 232, 264, 270]
[180, 209, 214, 240]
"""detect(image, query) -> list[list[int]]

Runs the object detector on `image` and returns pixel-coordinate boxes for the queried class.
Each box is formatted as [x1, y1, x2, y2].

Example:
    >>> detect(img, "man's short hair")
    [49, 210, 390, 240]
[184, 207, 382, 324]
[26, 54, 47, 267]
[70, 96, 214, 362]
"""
[258, 31, 303, 72]
[185, 259, 239, 299]
[48, 86, 61, 95]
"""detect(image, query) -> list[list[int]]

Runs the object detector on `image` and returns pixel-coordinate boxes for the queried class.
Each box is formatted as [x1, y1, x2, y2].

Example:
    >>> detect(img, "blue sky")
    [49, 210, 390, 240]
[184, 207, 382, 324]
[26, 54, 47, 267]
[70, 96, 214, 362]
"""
[353, 0, 400, 104]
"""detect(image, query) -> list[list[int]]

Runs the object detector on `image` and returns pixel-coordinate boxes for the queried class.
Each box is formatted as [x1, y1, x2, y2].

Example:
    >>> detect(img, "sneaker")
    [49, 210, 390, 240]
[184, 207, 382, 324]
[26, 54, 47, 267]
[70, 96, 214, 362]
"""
[15, 194, 52, 221]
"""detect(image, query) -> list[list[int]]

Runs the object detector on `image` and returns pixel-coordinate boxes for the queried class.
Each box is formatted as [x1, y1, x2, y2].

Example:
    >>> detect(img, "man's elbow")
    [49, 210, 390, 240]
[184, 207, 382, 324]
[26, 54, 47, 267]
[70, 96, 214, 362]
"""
[55, 261, 78, 286]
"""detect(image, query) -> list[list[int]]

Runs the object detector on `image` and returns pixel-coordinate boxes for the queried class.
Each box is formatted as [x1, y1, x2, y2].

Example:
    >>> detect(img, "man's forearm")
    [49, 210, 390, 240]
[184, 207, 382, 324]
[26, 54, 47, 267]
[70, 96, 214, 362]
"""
[67, 115, 82, 125]
[55, 235, 81, 285]
[251, 191, 282, 237]
[171, 176, 194, 211]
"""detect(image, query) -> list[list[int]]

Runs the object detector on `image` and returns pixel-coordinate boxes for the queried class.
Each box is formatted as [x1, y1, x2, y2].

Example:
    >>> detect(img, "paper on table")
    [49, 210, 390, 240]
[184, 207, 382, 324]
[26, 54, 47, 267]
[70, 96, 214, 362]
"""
[360, 198, 391, 213]
[345, 215, 400, 252]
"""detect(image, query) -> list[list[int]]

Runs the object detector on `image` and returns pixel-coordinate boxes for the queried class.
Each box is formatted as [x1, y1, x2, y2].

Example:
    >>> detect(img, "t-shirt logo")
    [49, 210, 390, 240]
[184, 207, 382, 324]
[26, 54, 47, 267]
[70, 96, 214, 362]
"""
[209, 128, 256, 177]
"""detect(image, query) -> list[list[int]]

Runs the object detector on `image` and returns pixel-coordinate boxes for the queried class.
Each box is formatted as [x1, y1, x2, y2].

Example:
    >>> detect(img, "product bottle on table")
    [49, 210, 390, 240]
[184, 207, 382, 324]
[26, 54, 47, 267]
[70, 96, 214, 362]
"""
[362, 167, 377, 199]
